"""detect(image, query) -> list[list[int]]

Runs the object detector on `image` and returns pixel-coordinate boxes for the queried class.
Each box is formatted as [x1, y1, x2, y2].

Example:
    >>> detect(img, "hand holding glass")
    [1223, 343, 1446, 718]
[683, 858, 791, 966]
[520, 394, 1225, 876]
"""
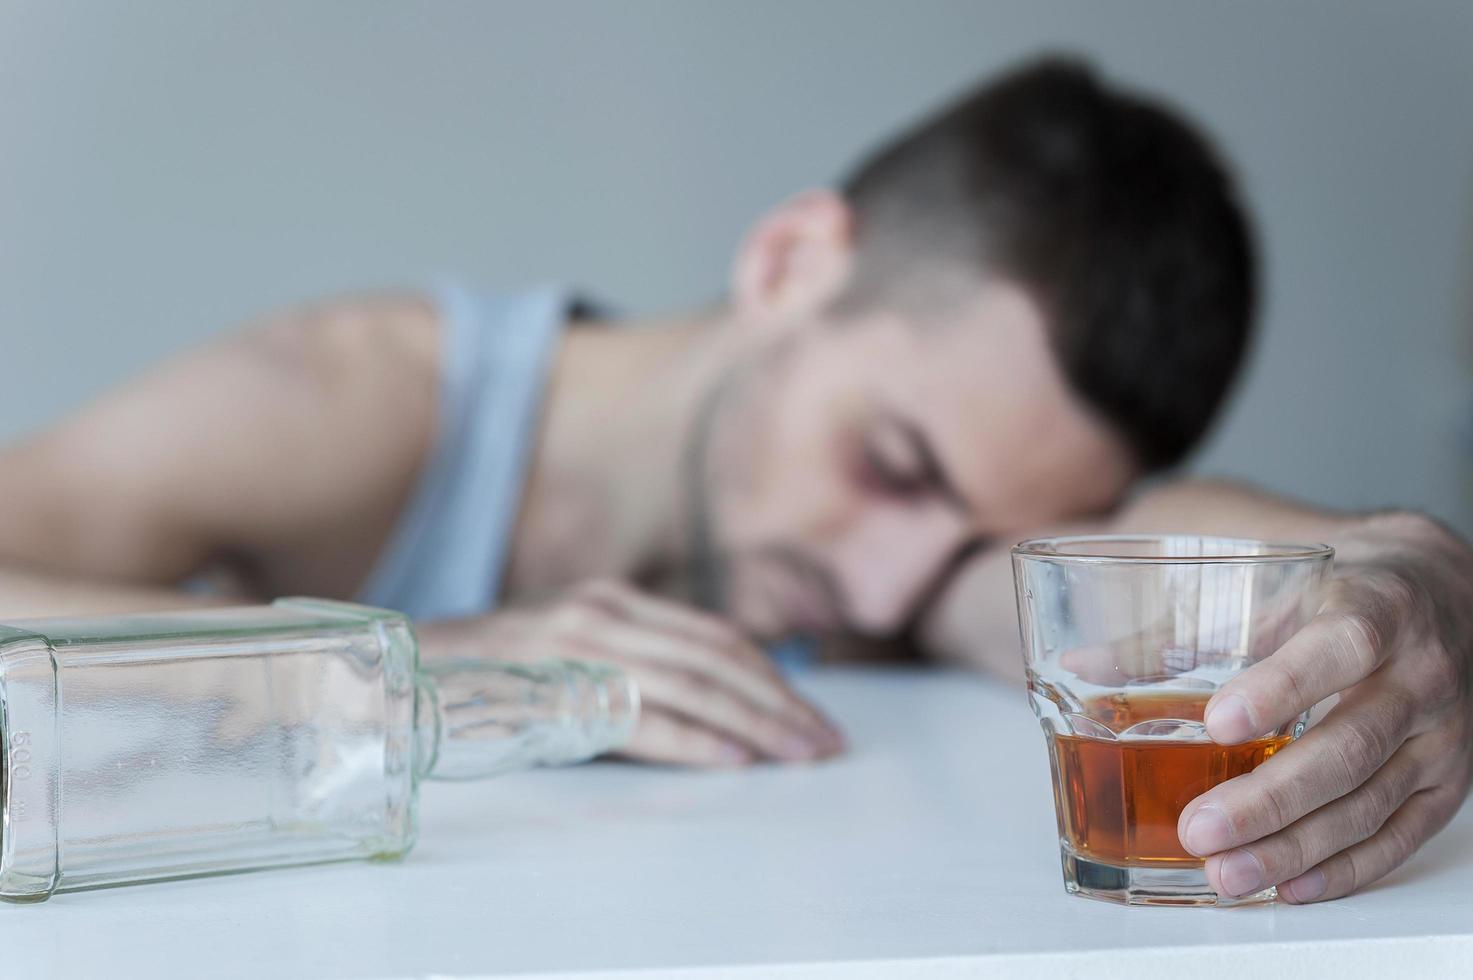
[1013, 535, 1332, 906]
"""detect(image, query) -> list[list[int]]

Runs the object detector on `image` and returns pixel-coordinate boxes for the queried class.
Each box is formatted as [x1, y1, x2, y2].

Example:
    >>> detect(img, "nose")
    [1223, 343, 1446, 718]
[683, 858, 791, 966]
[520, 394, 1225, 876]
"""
[828, 504, 970, 636]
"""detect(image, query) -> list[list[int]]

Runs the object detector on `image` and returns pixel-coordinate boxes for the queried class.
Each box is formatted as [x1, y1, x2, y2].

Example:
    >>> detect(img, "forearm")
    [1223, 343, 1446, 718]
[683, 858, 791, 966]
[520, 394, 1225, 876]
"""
[1108, 478, 1352, 544]
[1107, 478, 1455, 570]
[0, 562, 221, 619]
[917, 478, 1442, 680]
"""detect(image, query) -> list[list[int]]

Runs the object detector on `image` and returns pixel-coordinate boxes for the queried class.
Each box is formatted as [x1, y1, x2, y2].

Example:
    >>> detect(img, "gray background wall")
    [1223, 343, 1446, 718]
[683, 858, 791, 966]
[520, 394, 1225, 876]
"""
[3, 1, 1472, 532]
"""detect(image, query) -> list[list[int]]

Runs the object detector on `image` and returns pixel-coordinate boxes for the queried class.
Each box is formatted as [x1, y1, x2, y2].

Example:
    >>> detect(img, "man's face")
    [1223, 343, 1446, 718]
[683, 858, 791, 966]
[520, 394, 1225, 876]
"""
[690, 282, 1138, 642]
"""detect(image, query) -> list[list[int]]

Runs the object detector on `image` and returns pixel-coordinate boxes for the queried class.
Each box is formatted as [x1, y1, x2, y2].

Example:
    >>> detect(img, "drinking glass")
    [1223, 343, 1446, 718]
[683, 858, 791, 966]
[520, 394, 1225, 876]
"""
[1012, 535, 1333, 906]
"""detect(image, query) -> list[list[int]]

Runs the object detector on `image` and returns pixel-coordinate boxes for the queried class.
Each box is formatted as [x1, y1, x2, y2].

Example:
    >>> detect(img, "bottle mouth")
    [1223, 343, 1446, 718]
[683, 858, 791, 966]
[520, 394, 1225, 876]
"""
[552, 662, 640, 762]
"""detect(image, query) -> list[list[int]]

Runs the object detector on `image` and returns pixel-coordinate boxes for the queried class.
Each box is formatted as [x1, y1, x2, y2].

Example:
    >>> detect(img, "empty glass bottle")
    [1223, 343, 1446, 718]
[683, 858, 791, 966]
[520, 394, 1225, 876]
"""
[0, 598, 637, 902]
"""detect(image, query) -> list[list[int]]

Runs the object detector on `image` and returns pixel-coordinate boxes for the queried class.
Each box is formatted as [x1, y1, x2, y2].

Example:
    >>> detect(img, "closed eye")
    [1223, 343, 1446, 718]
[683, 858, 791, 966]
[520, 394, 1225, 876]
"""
[858, 411, 970, 515]
[860, 417, 941, 498]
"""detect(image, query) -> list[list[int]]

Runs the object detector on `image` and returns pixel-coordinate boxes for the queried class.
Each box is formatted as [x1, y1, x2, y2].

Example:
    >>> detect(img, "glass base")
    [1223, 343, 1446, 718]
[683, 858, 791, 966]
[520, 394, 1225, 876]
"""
[1060, 845, 1276, 907]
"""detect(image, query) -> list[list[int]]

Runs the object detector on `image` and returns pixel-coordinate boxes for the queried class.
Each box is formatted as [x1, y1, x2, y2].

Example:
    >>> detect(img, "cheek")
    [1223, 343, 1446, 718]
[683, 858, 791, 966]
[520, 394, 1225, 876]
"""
[727, 422, 860, 547]
[829, 503, 963, 611]
[715, 354, 865, 548]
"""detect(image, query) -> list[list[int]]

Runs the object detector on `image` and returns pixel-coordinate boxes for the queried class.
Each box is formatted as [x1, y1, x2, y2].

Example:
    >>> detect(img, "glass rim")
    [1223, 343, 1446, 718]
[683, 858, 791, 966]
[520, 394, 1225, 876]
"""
[1011, 533, 1334, 565]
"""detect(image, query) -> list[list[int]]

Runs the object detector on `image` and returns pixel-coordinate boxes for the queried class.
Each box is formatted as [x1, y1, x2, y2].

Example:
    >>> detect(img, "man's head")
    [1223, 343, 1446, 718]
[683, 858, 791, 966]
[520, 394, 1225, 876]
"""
[687, 57, 1257, 642]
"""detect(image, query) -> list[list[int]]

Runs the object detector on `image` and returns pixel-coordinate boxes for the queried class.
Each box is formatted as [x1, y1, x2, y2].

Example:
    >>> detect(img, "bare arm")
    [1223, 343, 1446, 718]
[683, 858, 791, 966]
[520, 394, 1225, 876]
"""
[918, 478, 1354, 679]
[0, 295, 441, 608]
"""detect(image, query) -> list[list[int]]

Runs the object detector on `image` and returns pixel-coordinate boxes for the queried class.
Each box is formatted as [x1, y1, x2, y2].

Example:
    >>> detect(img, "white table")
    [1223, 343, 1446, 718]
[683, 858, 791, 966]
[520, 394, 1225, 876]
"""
[6, 667, 1472, 979]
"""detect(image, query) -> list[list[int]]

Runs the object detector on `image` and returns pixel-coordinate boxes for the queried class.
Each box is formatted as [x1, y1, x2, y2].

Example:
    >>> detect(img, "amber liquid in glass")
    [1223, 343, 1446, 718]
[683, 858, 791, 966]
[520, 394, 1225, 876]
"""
[1050, 693, 1290, 867]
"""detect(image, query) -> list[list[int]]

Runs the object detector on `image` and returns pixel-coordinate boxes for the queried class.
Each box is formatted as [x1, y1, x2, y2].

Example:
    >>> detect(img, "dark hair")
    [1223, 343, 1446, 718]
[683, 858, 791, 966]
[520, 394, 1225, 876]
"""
[839, 56, 1257, 471]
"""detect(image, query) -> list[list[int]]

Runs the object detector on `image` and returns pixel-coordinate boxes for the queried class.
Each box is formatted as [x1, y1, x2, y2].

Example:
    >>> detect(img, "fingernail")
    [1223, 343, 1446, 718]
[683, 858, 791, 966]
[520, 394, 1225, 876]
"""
[718, 741, 753, 766]
[798, 714, 841, 748]
[1283, 868, 1326, 903]
[815, 724, 846, 752]
[1217, 849, 1266, 897]
[1183, 805, 1233, 855]
[1205, 694, 1259, 743]
[778, 735, 820, 760]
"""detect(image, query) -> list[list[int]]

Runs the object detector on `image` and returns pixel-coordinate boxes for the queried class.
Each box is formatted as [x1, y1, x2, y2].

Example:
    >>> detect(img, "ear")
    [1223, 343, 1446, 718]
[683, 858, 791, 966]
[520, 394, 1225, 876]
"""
[730, 189, 855, 324]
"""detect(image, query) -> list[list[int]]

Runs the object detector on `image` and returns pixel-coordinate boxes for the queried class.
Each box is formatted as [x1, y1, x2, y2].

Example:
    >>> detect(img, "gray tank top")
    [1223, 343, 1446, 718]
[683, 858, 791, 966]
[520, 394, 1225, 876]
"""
[356, 283, 569, 621]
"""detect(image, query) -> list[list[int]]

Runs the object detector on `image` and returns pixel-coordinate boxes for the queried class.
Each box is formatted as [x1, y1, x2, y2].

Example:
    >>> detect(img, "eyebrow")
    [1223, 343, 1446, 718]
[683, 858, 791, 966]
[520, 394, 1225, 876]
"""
[886, 411, 972, 516]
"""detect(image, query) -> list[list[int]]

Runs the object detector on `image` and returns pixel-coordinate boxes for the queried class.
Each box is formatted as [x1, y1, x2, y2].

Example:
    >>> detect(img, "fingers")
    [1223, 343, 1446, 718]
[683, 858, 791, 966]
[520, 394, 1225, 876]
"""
[546, 581, 845, 766]
[1179, 686, 1416, 855]
[1059, 645, 1146, 686]
[427, 582, 843, 769]
[582, 578, 803, 695]
[619, 709, 755, 768]
[1057, 613, 1177, 684]
[1201, 736, 1429, 898]
[1057, 591, 1309, 687]
[627, 663, 838, 763]
[571, 581, 844, 748]
[1205, 601, 1399, 744]
[582, 614, 841, 754]
[578, 579, 753, 654]
[1279, 785, 1462, 904]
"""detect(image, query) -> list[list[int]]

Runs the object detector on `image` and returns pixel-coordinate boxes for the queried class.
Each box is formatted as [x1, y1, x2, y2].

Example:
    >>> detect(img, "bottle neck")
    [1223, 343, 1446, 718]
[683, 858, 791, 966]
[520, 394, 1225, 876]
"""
[413, 659, 639, 781]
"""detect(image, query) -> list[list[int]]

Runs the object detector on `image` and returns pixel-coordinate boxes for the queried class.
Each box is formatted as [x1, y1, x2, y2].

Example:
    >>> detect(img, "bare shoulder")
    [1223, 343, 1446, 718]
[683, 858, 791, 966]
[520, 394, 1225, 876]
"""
[239, 291, 442, 396]
[0, 291, 451, 596]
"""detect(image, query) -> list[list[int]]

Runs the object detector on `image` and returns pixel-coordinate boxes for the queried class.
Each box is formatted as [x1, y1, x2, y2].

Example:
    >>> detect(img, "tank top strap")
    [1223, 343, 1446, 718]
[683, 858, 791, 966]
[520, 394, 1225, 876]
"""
[357, 283, 569, 621]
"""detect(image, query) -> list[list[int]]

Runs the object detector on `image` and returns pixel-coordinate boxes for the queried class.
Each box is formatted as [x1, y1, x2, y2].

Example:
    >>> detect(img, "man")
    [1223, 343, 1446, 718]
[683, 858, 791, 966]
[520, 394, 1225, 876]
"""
[1, 59, 1470, 906]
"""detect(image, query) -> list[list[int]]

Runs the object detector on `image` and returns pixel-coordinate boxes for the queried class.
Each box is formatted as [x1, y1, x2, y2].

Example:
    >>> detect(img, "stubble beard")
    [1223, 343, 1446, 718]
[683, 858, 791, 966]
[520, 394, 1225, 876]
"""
[670, 338, 830, 642]
[680, 361, 743, 616]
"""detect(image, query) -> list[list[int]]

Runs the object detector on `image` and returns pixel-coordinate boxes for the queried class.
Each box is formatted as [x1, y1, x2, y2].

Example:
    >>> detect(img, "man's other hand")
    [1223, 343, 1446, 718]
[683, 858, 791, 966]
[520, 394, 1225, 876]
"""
[1177, 512, 1473, 903]
[417, 579, 845, 767]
